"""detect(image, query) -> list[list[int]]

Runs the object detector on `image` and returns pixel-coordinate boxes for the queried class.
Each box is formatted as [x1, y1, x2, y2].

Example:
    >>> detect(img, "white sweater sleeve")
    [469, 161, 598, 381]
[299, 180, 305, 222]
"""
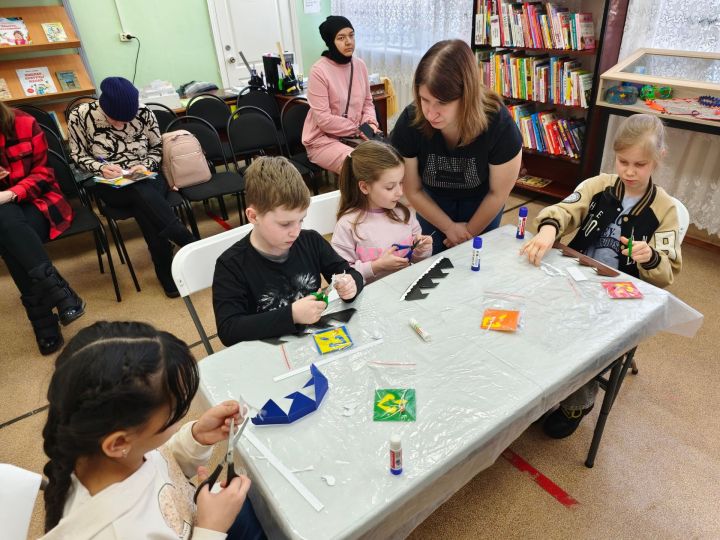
[162, 422, 214, 478]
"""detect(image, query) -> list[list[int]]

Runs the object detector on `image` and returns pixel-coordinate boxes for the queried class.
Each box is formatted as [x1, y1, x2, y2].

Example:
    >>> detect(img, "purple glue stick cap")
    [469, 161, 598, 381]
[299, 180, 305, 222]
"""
[519, 206, 528, 217]
[473, 236, 483, 249]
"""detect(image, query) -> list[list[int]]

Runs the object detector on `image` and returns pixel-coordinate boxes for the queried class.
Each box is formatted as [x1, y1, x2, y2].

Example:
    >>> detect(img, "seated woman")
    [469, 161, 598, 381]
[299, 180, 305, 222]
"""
[0, 101, 84, 355]
[390, 40, 523, 254]
[302, 15, 381, 174]
[67, 76, 196, 297]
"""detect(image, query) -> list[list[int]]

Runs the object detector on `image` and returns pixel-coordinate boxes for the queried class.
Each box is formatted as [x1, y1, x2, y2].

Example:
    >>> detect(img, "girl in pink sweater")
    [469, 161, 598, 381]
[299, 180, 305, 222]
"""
[302, 16, 380, 174]
[331, 141, 433, 284]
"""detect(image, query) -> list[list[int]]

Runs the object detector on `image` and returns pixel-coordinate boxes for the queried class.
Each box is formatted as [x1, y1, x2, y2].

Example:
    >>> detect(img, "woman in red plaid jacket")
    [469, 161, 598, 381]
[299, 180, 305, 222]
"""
[0, 101, 85, 355]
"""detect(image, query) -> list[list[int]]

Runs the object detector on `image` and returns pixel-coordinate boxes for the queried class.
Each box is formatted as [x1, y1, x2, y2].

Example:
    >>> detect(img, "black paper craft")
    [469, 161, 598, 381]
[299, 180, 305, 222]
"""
[401, 257, 454, 301]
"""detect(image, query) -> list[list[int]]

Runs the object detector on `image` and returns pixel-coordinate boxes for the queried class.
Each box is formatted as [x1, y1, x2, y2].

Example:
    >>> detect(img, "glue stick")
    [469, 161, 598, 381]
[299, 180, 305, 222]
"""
[389, 435, 403, 475]
[516, 206, 528, 239]
[409, 318, 431, 342]
[471, 236, 482, 271]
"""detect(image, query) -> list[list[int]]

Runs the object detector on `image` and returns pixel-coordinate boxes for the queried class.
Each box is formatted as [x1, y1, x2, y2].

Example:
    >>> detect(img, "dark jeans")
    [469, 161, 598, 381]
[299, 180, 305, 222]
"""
[226, 498, 266, 540]
[0, 202, 50, 294]
[417, 190, 504, 254]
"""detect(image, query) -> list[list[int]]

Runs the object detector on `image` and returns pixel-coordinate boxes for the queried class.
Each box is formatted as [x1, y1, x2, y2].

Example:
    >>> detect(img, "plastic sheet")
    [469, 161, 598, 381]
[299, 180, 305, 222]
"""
[198, 225, 703, 540]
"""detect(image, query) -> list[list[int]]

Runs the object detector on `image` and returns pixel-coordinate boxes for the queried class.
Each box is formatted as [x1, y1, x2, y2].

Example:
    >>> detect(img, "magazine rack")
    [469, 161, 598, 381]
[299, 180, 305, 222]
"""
[0, 4, 95, 135]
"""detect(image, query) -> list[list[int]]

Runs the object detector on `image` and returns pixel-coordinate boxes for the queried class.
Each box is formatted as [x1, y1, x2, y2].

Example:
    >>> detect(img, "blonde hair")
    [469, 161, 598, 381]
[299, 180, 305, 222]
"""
[613, 114, 666, 163]
[244, 156, 310, 214]
[337, 141, 409, 236]
[412, 39, 503, 144]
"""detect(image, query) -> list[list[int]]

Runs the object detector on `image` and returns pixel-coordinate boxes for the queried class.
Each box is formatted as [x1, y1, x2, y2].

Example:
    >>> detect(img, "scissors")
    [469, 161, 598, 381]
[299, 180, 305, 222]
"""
[193, 410, 249, 503]
[392, 237, 423, 260]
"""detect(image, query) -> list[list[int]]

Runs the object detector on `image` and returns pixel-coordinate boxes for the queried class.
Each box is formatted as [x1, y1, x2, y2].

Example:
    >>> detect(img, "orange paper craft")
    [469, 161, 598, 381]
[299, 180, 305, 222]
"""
[480, 309, 520, 332]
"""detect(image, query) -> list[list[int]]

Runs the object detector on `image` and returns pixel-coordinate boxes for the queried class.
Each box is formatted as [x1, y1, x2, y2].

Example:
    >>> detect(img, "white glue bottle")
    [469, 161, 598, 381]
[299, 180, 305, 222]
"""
[389, 435, 403, 475]
[471, 236, 483, 271]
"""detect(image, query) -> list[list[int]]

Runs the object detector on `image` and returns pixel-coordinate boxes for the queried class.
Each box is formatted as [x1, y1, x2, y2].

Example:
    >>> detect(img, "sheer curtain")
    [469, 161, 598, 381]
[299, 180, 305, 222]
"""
[600, 1, 720, 235]
[331, 0, 472, 126]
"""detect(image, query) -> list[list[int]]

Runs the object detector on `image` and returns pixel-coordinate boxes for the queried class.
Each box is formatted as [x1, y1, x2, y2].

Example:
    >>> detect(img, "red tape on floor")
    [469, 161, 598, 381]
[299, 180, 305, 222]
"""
[501, 449, 580, 508]
[207, 211, 233, 231]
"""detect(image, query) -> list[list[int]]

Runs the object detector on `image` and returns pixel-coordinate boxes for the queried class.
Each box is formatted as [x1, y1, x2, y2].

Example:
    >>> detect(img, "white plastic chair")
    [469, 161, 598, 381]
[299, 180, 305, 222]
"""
[172, 223, 253, 355]
[670, 196, 689, 243]
[0, 464, 45, 540]
[302, 190, 340, 236]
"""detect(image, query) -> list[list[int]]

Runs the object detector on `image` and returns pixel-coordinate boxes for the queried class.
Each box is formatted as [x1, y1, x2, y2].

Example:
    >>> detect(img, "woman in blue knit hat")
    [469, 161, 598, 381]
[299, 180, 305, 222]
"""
[68, 77, 196, 297]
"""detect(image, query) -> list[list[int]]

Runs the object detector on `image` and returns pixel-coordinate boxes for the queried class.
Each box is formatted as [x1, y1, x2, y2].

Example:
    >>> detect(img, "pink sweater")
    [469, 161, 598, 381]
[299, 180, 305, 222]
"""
[331, 208, 429, 284]
[302, 56, 378, 148]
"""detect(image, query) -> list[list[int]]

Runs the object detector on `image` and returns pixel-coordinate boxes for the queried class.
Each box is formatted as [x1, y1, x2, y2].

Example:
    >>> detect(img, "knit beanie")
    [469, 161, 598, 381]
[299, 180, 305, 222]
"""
[319, 16, 354, 65]
[99, 77, 139, 122]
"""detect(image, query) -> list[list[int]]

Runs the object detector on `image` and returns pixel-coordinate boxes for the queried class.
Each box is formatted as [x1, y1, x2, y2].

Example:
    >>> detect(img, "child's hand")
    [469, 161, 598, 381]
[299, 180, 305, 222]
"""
[192, 401, 243, 446]
[195, 466, 251, 533]
[334, 274, 356, 300]
[413, 235, 433, 257]
[371, 246, 410, 274]
[442, 222, 472, 248]
[292, 295, 326, 324]
[520, 225, 556, 266]
[620, 236, 652, 264]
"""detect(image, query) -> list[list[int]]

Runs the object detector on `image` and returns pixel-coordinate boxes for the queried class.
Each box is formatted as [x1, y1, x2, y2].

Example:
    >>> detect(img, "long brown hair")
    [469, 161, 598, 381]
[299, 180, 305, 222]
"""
[412, 39, 502, 145]
[337, 141, 409, 236]
[0, 100, 14, 139]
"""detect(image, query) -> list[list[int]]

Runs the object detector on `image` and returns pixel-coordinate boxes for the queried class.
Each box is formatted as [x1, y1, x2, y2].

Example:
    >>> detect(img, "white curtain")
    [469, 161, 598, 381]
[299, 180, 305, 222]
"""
[600, 0, 720, 235]
[331, 0, 472, 126]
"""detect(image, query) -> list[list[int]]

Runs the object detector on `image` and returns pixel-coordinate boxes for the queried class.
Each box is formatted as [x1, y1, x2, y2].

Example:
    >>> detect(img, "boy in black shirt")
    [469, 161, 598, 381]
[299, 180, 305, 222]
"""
[213, 157, 363, 345]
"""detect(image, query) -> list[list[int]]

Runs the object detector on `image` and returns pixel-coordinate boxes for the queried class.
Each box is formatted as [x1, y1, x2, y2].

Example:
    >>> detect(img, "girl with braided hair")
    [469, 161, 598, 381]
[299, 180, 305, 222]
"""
[40, 321, 265, 539]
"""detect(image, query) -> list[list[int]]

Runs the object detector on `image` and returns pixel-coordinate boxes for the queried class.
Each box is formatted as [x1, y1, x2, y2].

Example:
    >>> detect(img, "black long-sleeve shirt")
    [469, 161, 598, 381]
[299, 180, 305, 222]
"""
[213, 229, 364, 345]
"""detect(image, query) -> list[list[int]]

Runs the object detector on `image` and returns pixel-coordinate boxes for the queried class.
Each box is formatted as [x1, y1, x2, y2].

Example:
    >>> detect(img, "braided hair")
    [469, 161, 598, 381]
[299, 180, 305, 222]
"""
[42, 321, 199, 532]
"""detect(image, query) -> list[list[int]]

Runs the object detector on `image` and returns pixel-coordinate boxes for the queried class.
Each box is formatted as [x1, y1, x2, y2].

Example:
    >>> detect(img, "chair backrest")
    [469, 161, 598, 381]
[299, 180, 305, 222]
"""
[172, 223, 254, 354]
[236, 87, 281, 127]
[0, 464, 44, 540]
[303, 190, 340, 236]
[47, 149, 84, 203]
[186, 93, 232, 131]
[227, 106, 283, 158]
[40, 124, 68, 161]
[145, 102, 178, 134]
[16, 104, 60, 136]
[670, 196, 690, 244]
[281, 97, 310, 151]
[64, 95, 97, 121]
[166, 115, 227, 165]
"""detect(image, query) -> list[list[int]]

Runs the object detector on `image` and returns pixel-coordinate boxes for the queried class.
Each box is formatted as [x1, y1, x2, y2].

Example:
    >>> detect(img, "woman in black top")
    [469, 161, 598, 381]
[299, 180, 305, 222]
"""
[391, 40, 522, 253]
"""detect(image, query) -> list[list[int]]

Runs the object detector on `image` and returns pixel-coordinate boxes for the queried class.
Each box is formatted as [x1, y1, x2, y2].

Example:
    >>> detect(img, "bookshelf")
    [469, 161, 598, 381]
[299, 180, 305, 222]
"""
[0, 4, 95, 132]
[471, 0, 629, 199]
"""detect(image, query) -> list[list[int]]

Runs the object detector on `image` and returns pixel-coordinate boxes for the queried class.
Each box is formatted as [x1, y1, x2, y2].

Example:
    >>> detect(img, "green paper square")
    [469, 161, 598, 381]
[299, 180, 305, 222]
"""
[373, 388, 416, 422]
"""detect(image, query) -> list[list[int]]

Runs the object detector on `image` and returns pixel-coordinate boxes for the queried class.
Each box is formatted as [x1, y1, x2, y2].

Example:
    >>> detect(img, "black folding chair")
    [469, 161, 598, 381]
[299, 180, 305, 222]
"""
[166, 116, 246, 226]
[281, 97, 323, 194]
[236, 87, 286, 149]
[16, 104, 61, 137]
[46, 150, 122, 302]
[63, 96, 97, 122]
[39, 124, 68, 161]
[145, 102, 178, 134]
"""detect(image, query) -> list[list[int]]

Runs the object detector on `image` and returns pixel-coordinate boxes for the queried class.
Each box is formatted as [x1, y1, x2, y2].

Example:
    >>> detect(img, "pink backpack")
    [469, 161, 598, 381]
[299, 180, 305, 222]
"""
[161, 130, 212, 189]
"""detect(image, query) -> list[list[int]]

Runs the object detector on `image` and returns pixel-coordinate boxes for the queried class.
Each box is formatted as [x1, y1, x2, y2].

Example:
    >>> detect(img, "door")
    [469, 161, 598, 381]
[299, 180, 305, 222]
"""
[207, 0, 303, 89]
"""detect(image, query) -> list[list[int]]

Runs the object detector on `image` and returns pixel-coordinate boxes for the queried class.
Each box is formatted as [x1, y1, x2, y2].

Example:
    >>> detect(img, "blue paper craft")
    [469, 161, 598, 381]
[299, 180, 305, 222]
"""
[251, 364, 328, 425]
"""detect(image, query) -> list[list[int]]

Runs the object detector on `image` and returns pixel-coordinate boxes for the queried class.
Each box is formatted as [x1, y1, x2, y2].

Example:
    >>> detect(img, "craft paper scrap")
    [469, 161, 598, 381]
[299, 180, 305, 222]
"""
[602, 281, 643, 299]
[252, 364, 328, 425]
[480, 309, 520, 332]
[373, 388, 416, 422]
[313, 325, 353, 354]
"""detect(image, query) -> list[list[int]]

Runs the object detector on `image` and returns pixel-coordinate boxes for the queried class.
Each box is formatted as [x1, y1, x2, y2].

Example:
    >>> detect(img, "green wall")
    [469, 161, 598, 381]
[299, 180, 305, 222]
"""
[0, 0, 331, 90]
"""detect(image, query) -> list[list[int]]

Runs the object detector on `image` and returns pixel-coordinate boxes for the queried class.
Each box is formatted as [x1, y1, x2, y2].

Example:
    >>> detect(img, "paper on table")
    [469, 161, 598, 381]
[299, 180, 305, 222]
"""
[0, 464, 42, 540]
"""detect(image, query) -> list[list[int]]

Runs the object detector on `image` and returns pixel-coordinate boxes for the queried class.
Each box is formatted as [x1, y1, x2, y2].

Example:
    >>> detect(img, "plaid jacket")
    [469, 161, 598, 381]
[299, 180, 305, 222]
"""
[0, 110, 73, 239]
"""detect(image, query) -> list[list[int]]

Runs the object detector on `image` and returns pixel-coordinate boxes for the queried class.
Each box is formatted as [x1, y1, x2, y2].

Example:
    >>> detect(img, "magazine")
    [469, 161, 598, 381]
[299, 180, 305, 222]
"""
[516, 175, 552, 189]
[16, 66, 57, 96]
[0, 78, 11, 100]
[94, 170, 157, 188]
[41, 22, 67, 43]
[56, 70, 80, 91]
[0, 17, 31, 46]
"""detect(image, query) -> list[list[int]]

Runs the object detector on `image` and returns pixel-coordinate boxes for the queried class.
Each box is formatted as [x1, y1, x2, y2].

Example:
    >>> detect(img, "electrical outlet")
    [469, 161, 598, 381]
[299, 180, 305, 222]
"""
[119, 32, 132, 42]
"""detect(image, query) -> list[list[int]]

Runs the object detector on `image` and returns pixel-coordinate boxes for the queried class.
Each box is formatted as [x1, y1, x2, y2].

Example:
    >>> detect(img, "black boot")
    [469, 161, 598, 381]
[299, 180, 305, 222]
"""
[28, 263, 86, 326]
[21, 294, 64, 356]
[149, 243, 180, 298]
[160, 219, 196, 247]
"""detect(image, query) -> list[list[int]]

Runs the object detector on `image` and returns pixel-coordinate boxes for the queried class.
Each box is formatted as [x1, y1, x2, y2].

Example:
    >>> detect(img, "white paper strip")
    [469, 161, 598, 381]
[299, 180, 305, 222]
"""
[273, 339, 384, 382]
[567, 266, 588, 282]
[244, 431, 324, 512]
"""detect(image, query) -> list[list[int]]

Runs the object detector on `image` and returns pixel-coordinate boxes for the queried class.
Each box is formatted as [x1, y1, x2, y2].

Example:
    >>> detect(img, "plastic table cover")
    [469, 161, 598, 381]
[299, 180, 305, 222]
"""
[198, 225, 703, 540]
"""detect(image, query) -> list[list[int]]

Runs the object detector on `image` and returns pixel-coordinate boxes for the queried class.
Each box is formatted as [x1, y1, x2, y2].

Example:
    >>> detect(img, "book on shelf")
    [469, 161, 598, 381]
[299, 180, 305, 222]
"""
[507, 103, 584, 159]
[56, 70, 80, 91]
[41, 22, 68, 43]
[0, 16, 31, 46]
[0, 78, 11, 100]
[517, 175, 553, 188]
[16, 67, 58, 96]
[474, 2, 594, 51]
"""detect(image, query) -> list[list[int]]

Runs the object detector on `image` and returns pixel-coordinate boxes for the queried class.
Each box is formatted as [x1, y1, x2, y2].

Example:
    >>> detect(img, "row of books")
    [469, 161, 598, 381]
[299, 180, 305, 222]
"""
[475, 1, 595, 51]
[0, 17, 68, 46]
[478, 50, 592, 108]
[0, 68, 80, 100]
[507, 104, 585, 159]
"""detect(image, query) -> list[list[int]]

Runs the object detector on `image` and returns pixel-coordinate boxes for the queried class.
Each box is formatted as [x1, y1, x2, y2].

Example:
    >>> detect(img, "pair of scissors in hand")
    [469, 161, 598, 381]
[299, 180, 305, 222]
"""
[313, 273, 343, 304]
[392, 238, 422, 260]
[193, 409, 250, 502]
